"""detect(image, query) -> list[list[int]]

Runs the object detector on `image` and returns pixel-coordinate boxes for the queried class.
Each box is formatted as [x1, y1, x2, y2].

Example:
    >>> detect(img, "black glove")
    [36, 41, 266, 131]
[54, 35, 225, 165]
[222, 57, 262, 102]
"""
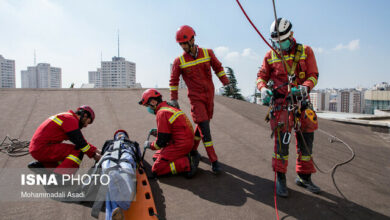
[168, 100, 180, 109]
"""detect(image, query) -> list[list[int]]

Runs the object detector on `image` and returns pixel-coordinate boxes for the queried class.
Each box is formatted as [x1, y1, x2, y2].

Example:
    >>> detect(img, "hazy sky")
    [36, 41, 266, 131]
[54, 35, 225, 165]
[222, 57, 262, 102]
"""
[1, 0, 389, 97]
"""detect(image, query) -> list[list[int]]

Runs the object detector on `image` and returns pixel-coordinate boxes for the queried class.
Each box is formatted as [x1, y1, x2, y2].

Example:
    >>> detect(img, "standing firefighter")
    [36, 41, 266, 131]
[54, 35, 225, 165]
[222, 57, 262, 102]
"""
[257, 18, 321, 197]
[170, 25, 231, 174]
[28, 105, 102, 174]
[139, 89, 199, 178]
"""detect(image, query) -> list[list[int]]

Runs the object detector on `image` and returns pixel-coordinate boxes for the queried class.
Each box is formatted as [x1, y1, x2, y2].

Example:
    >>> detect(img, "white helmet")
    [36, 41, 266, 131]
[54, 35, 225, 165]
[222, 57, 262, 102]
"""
[270, 18, 292, 42]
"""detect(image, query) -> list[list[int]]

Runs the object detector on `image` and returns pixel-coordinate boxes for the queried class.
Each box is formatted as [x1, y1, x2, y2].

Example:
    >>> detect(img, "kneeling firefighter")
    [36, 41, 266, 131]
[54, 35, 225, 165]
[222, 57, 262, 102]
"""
[139, 89, 199, 178]
[28, 105, 101, 175]
[257, 18, 321, 197]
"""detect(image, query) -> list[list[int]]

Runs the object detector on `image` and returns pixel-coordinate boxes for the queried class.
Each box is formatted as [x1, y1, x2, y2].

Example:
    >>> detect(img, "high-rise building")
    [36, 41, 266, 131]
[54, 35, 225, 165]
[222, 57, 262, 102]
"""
[336, 89, 364, 113]
[364, 90, 390, 114]
[88, 68, 101, 88]
[0, 55, 16, 88]
[21, 63, 62, 88]
[309, 90, 330, 111]
[100, 57, 136, 88]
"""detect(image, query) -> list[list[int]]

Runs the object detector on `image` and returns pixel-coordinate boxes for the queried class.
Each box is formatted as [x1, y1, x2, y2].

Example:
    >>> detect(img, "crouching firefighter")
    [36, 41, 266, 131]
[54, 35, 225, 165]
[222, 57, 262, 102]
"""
[88, 130, 141, 220]
[257, 18, 321, 197]
[28, 105, 102, 175]
[139, 89, 199, 178]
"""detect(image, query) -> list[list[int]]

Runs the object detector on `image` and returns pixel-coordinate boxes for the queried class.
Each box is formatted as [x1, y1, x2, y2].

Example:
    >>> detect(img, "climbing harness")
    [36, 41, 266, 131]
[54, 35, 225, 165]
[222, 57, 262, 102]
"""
[0, 136, 30, 157]
[235, 0, 356, 219]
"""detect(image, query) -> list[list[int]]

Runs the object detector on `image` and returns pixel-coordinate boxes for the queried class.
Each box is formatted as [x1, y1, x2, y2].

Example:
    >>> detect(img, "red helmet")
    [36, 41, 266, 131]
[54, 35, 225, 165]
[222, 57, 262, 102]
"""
[114, 129, 129, 139]
[77, 105, 95, 123]
[138, 89, 162, 105]
[176, 25, 196, 43]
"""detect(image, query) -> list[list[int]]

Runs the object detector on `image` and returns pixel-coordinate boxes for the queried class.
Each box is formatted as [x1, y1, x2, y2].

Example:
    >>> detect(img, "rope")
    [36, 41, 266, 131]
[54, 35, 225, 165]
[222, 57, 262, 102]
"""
[0, 136, 30, 157]
[316, 129, 356, 199]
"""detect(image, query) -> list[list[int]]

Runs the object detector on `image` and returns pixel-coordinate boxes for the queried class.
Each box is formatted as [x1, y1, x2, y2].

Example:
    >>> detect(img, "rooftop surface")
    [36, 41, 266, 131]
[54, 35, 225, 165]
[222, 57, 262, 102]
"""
[0, 89, 389, 220]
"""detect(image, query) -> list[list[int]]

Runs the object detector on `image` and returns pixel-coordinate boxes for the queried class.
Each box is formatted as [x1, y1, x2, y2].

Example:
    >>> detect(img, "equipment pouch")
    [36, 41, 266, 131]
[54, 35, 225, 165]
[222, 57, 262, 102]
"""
[300, 108, 318, 132]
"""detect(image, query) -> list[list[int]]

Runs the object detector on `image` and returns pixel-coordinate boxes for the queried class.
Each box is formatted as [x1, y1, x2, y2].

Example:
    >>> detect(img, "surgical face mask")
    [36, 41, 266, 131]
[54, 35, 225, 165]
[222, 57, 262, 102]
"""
[147, 106, 155, 115]
[275, 39, 291, 50]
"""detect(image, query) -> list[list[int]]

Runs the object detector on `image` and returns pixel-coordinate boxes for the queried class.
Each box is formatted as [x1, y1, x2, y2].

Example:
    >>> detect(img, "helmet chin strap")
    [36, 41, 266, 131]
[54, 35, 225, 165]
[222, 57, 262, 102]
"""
[79, 113, 85, 129]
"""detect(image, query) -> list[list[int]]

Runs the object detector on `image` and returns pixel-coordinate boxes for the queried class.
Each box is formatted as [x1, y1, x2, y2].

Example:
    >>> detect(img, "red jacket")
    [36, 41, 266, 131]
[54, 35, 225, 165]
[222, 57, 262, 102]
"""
[150, 102, 194, 150]
[257, 39, 319, 95]
[30, 110, 97, 158]
[170, 46, 230, 101]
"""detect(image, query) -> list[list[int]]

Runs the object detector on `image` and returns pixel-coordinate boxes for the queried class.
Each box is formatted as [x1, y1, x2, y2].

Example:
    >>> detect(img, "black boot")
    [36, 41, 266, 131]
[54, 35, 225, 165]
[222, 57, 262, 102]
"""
[186, 153, 199, 179]
[27, 161, 47, 175]
[276, 172, 289, 197]
[190, 150, 200, 167]
[27, 161, 45, 169]
[295, 173, 321, 194]
[211, 161, 222, 175]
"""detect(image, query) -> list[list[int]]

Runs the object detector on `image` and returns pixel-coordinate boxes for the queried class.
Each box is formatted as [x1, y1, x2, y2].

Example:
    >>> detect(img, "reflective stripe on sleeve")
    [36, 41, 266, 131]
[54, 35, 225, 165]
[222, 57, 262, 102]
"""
[66, 154, 81, 165]
[217, 71, 226, 77]
[308, 77, 318, 86]
[80, 144, 91, 153]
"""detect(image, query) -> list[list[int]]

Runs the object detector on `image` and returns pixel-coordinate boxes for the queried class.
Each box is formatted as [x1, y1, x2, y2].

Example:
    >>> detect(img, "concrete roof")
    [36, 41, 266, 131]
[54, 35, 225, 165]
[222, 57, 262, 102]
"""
[0, 88, 389, 220]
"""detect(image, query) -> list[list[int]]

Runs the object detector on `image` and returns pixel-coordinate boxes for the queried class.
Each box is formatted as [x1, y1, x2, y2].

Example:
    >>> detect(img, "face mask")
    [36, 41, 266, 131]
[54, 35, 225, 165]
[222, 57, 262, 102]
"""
[147, 106, 155, 115]
[275, 39, 291, 50]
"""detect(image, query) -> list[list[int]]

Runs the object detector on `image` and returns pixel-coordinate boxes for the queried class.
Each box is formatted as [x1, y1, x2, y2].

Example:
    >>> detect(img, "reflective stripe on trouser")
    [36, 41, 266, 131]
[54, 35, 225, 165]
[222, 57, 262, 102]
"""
[29, 142, 83, 173]
[272, 131, 289, 173]
[198, 121, 218, 163]
[295, 132, 316, 174]
[53, 151, 83, 174]
[152, 156, 190, 176]
[272, 131, 316, 174]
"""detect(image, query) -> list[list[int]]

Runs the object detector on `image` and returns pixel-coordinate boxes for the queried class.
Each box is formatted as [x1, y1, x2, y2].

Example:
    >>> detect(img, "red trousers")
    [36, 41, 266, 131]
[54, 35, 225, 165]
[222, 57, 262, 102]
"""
[29, 141, 82, 174]
[271, 105, 316, 174]
[151, 144, 191, 176]
[189, 93, 214, 124]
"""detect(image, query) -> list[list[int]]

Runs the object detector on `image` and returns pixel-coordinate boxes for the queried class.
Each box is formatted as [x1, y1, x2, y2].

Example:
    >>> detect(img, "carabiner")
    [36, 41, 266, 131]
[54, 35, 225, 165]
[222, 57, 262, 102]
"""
[282, 132, 291, 144]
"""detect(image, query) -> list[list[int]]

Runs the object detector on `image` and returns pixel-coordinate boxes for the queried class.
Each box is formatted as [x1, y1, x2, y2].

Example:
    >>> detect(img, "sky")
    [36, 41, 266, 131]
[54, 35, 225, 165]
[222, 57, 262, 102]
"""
[1, 0, 389, 97]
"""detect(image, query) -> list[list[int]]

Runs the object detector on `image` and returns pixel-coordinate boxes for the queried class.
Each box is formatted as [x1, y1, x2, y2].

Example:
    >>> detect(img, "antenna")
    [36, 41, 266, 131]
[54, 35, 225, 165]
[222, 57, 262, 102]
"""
[117, 29, 120, 57]
[34, 49, 36, 65]
[101, 51, 103, 62]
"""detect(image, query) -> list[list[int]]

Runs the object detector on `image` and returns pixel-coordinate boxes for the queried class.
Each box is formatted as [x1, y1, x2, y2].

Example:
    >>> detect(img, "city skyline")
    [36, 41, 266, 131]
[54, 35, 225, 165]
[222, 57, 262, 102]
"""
[1, 0, 389, 96]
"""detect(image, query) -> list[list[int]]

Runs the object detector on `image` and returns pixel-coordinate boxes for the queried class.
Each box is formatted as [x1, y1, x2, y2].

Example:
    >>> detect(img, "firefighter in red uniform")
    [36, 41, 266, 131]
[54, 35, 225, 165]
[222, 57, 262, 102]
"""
[28, 105, 102, 174]
[169, 25, 231, 174]
[139, 89, 199, 178]
[256, 18, 321, 197]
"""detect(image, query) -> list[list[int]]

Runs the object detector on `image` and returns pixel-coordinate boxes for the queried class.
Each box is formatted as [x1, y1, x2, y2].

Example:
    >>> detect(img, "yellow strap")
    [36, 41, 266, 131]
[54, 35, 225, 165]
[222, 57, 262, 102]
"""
[80, 144, 90, 153]
[170, 162, 177, 175]
[66, 154, 81, 165]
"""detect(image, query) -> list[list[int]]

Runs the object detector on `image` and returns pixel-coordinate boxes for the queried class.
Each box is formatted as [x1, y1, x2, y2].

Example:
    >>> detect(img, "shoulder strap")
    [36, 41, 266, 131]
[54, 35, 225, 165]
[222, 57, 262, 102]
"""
[284, 44, 303, 76]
